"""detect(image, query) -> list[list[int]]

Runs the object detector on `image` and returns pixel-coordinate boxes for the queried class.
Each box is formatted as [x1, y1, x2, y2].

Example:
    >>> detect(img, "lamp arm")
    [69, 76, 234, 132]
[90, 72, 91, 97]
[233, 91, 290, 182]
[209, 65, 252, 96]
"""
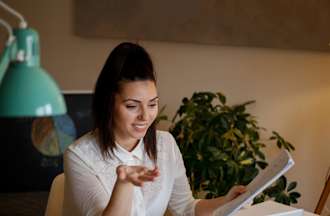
[0, 18, 15, 45]
[0, 1, 27, 28]
[0, 45, 11, 83]
[0, 18, 16, 84]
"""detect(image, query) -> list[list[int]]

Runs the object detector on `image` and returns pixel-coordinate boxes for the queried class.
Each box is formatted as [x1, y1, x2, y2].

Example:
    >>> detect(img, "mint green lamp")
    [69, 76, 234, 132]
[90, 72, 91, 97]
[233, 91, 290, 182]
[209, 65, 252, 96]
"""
[0, 1, 66, 117]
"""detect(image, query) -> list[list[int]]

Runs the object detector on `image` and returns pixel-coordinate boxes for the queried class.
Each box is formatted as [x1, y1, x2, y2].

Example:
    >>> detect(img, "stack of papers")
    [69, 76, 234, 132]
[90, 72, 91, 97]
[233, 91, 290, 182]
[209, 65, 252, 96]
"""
[213, 150, 295, 216]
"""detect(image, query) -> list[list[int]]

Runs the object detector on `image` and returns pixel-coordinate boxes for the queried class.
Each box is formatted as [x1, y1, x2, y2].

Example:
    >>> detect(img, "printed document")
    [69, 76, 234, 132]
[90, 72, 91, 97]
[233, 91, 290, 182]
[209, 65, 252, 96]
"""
[213, 150, 295, 216]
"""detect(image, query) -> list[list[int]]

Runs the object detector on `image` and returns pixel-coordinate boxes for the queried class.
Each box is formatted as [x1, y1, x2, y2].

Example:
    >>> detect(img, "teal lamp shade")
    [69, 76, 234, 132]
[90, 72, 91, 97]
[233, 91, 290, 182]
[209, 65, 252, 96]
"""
[0, 63, 66, 116]
[0, 28, 66, 117]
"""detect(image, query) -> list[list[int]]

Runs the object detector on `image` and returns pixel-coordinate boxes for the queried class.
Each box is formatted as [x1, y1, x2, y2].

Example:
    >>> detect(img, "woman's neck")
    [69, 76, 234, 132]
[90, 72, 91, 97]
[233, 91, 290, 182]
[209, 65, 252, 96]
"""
[116, 137, 139, 152]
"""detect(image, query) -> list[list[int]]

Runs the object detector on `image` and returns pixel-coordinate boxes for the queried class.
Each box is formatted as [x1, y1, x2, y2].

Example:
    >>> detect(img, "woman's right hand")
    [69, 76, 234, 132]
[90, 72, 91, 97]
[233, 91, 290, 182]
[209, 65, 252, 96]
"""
[116, 165, 159, 187]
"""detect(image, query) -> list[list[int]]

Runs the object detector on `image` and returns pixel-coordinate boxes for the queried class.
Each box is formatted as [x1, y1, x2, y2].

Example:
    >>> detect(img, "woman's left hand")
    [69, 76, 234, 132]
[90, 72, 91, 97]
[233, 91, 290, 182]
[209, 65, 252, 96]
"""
[224, 185, 247, 203]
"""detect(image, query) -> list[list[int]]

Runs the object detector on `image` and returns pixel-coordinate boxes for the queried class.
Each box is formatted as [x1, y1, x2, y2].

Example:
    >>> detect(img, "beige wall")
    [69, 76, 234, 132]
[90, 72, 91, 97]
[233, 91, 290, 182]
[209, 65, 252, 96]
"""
[2, 0, 330, 212]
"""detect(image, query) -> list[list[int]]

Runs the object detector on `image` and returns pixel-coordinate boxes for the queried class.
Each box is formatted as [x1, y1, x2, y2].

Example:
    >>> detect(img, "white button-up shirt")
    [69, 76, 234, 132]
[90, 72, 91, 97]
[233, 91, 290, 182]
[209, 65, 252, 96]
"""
[63, 131, 199, 216]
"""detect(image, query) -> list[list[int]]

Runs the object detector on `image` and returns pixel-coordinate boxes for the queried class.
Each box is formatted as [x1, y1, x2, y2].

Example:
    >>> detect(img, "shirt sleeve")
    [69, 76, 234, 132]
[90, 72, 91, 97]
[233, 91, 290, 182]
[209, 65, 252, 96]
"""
[167, 133, 200, 216]
[63, 148, 110, 216]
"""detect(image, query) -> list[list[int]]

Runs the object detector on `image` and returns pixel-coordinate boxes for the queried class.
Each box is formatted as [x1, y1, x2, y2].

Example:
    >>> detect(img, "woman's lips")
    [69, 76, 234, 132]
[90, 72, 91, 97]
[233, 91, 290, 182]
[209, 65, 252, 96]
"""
[132, 123, 148, 132]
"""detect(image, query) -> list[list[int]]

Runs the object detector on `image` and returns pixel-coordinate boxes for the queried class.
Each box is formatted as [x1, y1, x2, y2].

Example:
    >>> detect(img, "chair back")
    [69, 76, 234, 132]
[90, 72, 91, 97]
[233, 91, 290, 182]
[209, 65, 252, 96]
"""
[45, 173, 65, 216]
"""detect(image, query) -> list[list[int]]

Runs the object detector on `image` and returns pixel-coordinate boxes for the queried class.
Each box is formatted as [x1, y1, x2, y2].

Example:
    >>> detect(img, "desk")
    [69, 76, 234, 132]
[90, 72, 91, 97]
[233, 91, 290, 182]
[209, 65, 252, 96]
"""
[0, 191, 49, 216]
[235, 201, 318, 216]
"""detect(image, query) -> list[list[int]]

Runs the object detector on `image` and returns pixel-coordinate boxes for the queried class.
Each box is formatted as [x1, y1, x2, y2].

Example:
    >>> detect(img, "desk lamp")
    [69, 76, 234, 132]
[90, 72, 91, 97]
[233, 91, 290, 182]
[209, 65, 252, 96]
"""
[0, 1, 66, 117]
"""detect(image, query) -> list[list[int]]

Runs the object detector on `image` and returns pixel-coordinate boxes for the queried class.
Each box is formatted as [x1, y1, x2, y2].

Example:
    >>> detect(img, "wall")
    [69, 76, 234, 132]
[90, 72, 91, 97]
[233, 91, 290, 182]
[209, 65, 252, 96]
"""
[1, 0, 330, 212]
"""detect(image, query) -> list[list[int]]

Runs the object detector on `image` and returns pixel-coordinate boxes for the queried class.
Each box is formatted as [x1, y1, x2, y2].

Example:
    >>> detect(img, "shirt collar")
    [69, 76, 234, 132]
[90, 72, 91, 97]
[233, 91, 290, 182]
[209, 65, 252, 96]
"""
[113, 139, 144, 163]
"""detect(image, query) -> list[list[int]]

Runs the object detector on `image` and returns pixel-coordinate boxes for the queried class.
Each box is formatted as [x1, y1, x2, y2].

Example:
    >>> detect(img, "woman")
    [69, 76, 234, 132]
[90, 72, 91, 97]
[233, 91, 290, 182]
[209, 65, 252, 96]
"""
[63, 42, 246, 216]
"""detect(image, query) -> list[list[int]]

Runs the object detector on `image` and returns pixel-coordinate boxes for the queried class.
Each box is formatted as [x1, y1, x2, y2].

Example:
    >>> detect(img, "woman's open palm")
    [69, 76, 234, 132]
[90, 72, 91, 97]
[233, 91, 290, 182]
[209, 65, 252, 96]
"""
[116, 165, 159, 187]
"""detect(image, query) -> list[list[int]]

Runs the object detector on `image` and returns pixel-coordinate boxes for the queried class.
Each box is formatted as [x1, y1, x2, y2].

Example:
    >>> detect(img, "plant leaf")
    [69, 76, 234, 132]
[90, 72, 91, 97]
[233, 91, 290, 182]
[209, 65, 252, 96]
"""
[217, 92, 226, 105]
[287, 182, 297, 192]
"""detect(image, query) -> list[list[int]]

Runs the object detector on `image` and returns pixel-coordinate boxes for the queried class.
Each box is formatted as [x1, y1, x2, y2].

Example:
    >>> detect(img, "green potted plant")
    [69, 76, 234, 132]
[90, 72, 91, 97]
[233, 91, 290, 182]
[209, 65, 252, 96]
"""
[169, 92, 301, 205]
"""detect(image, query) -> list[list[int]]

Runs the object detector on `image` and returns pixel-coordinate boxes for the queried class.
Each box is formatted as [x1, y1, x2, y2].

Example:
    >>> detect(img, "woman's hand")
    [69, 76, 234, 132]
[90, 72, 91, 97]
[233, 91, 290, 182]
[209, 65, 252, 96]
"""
[195, 185, 247, 215]
[224, 185, 247, 203]
[116, 165, 159, 187]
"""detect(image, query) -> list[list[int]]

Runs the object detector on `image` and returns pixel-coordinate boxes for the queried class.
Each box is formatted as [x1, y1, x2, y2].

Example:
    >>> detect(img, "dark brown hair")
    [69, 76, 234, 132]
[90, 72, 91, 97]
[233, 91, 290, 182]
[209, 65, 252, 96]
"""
[92, 42, 157, 162]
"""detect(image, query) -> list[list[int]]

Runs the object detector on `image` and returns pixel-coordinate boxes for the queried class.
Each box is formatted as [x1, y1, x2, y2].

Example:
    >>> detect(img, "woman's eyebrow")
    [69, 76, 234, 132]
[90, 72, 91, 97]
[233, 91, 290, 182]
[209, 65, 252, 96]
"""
[123, 96, 159, 103]
[150, 96, 159, 102]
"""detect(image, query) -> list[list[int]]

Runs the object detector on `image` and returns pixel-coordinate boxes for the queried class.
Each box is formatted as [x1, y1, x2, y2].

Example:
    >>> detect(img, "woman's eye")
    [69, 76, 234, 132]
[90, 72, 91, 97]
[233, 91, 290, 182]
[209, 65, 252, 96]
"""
[126, 105, 137, 109]
[149, 104, 157, 108]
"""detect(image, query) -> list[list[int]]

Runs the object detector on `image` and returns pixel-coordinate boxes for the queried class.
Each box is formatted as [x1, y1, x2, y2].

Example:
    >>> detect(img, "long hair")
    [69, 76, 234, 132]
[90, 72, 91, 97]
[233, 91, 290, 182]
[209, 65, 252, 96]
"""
[92, 42, 157, 162]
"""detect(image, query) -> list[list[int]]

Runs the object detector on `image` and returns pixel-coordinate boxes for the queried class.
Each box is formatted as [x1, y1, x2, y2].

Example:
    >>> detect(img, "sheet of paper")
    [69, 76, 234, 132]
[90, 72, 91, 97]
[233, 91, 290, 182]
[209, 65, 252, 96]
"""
[213, 149, 295, 216]
[234, 201, 304, 216]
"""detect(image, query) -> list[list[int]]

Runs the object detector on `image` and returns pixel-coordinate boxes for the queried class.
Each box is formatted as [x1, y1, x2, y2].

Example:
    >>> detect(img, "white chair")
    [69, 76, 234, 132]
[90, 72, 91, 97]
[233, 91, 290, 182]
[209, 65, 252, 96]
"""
[45, 173, 65, 216]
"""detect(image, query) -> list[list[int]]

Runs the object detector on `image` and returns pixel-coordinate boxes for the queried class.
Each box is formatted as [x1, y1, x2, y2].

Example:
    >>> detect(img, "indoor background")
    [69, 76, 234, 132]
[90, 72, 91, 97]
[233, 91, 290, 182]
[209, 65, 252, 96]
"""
[1, 0, 330, 213]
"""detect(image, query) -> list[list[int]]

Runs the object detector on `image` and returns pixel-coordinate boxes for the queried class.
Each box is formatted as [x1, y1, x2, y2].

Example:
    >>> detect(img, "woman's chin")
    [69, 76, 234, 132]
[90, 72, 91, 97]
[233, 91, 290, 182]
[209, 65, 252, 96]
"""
[130, 129, 148, 139]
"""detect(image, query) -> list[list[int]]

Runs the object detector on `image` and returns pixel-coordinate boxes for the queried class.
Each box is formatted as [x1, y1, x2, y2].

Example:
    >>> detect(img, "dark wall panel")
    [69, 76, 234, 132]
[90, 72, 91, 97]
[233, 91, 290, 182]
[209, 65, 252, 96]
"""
[75, 0, 330, 52]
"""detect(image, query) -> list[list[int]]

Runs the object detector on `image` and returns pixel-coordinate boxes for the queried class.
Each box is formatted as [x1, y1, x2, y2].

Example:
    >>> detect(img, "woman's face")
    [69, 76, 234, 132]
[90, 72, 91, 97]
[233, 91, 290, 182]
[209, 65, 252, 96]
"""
[113, 80, 159, 148]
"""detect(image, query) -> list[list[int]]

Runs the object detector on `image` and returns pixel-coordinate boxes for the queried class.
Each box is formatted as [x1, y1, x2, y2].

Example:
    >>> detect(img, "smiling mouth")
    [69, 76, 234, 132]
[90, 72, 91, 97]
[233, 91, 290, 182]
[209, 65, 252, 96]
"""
[133, 124, 148, 129]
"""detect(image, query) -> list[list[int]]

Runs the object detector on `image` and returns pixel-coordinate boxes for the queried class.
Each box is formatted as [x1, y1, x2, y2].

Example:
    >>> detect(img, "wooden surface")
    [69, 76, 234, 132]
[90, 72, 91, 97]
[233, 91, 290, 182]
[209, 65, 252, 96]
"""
[315, 176, 330, 214]
[0, 192, 49, 216]
[75, 0, 330, 52]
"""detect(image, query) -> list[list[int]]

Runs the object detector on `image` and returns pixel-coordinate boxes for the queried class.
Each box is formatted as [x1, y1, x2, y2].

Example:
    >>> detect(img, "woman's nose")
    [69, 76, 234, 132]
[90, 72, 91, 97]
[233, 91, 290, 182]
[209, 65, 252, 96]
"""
[138, 107, 148, 120]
